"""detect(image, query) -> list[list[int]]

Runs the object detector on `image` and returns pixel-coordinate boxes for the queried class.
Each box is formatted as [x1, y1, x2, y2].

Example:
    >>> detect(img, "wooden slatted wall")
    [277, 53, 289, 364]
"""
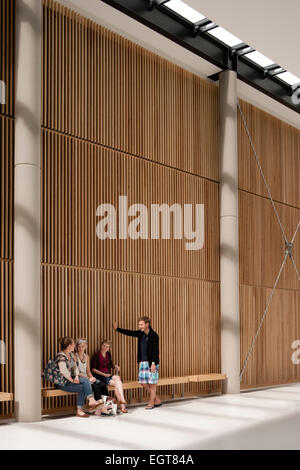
[238, 100, 300, 388]
[1, 0, 299, 419]
[0, 0, 15, 419]
[41, 0, 220, 412]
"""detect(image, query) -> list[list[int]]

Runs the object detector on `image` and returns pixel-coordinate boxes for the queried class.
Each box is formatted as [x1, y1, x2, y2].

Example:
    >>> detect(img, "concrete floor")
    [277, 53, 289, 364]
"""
[1, 383, 300, 450]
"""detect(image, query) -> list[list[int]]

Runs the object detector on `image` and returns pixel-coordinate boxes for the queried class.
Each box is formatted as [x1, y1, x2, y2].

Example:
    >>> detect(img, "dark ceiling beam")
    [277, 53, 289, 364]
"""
[100, 0, 300, 115]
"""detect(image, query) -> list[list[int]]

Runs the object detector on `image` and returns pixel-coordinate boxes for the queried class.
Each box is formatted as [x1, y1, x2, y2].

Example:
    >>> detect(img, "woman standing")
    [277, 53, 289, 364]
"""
[55, 336, 110, 418]
[91, 340, 128, 413]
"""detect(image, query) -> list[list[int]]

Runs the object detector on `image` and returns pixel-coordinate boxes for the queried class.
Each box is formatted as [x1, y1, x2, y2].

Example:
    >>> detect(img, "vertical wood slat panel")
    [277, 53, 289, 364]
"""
[41, 0, 221, 412]
[0, 116, 14, 261]
[42, 0, 219, 182]
[0, 0, 15, 118]
[0, 0, 15, 419]
[238, 100, 300, 389]
[238, 99, 300, 209]
[240, 285, 300, 388]
[0, 262, 14, 417]
[239, 190, 300, 290]
[41, 265, 221, 410]
[42, 129, 220, 281]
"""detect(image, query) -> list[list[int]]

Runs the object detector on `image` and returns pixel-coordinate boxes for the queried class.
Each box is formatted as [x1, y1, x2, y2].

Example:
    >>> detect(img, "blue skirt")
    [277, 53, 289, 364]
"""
[138, 361, 159, 384]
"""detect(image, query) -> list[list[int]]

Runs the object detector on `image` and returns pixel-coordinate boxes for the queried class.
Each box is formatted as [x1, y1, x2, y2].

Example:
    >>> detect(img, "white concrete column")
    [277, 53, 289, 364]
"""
[219, 70, 240, 394]
[14, 0, 42, 422]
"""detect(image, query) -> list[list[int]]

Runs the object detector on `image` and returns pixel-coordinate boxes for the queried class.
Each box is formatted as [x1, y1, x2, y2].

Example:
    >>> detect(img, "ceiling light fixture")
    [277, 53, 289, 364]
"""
[276, 71, 300, 86]
[207, 26, 243, 48]
[163, 0, 206, 24]
[244, 50, 275, 68]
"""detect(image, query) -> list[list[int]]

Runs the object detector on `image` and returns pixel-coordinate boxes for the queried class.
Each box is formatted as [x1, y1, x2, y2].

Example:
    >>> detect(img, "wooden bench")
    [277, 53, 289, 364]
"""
[0, 392, 14, 402]
[42, 373, 226, 402]
[42, 388, 75, 398]
[109, 373, 227, 401]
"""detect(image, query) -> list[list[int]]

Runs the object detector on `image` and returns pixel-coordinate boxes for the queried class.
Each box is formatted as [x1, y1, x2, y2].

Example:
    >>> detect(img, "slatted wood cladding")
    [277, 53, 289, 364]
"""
[0, 0, 15, 418]
[41, 0, 220, 412]
[238, 100, 300, 388]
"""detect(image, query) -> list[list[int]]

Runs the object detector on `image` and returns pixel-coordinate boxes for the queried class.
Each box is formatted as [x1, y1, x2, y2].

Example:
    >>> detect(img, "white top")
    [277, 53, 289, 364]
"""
[76, 353, 87, 377]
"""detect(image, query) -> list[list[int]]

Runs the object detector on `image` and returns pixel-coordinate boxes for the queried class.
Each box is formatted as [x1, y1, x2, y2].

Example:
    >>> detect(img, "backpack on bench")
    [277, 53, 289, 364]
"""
[43, 357, 68, 386]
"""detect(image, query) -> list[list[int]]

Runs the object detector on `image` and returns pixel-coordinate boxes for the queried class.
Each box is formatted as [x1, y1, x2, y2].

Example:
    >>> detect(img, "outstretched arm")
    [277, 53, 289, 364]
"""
[113, 320, 140, 337]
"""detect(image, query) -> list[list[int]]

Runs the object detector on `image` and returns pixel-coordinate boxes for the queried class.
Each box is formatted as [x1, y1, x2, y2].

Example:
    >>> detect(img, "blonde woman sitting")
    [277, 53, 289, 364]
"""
[75, 338, 110, 401]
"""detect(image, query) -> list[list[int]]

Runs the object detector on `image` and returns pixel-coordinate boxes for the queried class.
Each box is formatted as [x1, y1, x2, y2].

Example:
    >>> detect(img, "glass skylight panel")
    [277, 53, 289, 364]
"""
[164, 0, 206, 24]
[207, 26, 243, 47]
[276, 71, 300, 86]
[244, 51, 275, 68]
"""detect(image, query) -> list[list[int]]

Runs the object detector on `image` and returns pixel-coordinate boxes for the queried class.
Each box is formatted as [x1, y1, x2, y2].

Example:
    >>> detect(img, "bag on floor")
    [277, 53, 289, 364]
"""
[101, 395, 118, 415]
[43, 359, 68, 386]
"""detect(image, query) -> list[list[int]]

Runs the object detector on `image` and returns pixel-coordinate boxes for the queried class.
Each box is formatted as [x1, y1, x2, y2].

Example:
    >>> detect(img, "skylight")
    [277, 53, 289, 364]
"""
[276, 71, 300, 86]
[207, 26, 243, 48]
[244, 51, 275, 68]
[164, 0, 206, 24]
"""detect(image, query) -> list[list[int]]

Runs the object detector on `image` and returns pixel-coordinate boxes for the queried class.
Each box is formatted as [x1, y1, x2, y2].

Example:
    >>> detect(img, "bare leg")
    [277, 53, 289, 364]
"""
[110, 377, 127, 411]
[147, 384, 158, 407]
[142, 383, 161, 406]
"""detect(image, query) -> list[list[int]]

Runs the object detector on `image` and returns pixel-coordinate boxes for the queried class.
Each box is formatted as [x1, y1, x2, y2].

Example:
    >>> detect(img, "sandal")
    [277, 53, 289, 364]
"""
[145, 405, 154, 410]
[119, 402, 128, 414]
[76, 410, 90, 418]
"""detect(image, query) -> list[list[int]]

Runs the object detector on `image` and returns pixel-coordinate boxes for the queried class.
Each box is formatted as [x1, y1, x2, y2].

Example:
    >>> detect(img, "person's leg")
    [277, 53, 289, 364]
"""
[110, 377, 127, 412]
[93, 375, 110, 397]
[56, 382, 88, 417]
[145, 384, 158, 408]
[154, 392, 161, 405]
[144, 364, 161, 408]
[97, 379, 109, 397]
[142, 383, 161, 406]
[141, 383, 150, 400]
[92, 382, 105, 401]
[110, 376, 126, 403]
[79, 377, 101, 406]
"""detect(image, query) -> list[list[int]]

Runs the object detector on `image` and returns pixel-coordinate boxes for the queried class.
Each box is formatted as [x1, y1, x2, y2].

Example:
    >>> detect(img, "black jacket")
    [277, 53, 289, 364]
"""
[116, 326, 159, 366]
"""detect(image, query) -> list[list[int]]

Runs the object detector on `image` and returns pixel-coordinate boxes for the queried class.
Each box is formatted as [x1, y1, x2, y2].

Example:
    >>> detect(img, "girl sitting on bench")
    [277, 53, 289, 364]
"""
[55, 336, 111, 418]
[91, 340, 128, 413]
[74, 338, 112, 401]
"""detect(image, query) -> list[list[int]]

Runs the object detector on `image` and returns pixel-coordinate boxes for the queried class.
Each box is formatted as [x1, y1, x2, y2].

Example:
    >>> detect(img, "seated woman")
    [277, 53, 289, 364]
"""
[55, 336, 111, 418]
[74, 338, 110, 400]
[91, 340, 128, 413]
